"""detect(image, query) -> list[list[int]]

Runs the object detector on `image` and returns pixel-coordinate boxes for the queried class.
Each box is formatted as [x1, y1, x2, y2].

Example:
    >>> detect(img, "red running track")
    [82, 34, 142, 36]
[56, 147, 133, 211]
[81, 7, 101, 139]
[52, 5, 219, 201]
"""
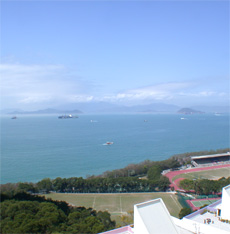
[165, 164, 230, 191]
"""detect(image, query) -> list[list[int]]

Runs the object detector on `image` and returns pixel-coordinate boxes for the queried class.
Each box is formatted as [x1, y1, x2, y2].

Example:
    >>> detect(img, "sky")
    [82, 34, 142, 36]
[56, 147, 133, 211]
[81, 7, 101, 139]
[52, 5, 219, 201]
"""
[0, 0, 229, 110]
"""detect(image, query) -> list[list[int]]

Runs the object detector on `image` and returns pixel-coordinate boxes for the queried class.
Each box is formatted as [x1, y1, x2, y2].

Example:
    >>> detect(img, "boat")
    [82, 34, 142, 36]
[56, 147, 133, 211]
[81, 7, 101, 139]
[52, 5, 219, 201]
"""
[58, 115, 78, 119]
[11, 116, 17, 119]
[103, 141, 114, 145]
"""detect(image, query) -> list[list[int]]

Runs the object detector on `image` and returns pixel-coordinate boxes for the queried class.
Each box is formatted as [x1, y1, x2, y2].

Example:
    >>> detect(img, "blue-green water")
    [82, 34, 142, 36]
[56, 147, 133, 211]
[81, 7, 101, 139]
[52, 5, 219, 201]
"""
[1, 114, 229, 184]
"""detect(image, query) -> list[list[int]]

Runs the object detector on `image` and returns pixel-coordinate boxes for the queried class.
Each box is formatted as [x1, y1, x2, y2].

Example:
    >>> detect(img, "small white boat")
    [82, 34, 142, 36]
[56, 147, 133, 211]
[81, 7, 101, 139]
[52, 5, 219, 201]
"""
[103, 141, 114, 145]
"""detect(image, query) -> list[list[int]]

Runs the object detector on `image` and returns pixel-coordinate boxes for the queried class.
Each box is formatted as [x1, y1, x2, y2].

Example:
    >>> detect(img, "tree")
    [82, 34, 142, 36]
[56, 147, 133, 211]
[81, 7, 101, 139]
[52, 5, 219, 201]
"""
[179, 208, 192, 219]
[37, 178, 53, 193]
[68, 211, 81, 225]
[52, 177, 65, 192]
[1, 196, 116, 234]
[120, 210, 134, 226]
[17, 182, 37, 193]
[97, 211, 116, 230]
[1, 200, 66, 233]
[147, 164, 162, 181]
[179, 179, 194, 191]
[157, 176, 170, 191]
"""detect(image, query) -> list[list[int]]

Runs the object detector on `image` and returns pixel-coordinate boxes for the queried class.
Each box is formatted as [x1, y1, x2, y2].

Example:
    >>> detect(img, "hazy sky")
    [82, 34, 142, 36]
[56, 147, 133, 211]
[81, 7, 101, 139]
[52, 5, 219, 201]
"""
[1, 1, 229, 110]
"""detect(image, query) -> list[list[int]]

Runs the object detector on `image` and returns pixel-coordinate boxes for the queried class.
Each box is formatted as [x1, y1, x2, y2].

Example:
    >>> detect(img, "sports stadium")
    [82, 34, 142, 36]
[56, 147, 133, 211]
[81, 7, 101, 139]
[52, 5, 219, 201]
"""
[191, 152, 230, 167]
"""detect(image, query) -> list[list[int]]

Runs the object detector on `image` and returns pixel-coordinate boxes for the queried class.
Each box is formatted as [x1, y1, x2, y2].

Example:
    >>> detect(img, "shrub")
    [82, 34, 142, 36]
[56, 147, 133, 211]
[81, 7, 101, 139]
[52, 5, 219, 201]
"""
[200, 209, 207, 215]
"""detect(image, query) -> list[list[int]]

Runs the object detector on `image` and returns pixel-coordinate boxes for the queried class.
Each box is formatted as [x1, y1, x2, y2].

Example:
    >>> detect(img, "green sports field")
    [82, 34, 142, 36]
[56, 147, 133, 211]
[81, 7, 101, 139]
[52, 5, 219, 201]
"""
[191, 199, 219, 208]
[45, 192, 182, 219]
[172, 167, 230, 182]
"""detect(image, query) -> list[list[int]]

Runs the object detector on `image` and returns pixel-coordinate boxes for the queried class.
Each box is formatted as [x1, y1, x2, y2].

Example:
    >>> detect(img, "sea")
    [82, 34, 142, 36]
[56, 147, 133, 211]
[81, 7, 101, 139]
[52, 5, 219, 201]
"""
[1, 113, 229, 184]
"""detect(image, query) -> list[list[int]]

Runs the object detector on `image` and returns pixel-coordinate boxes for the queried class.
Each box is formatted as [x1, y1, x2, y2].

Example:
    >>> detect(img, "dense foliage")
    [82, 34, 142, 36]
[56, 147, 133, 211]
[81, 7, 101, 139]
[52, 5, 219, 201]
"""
[179, 177, 230, 195]
[1, 175, 170, 194]
[178, 208, 192, 219]
[0, 192, 115, 234]
[100, 158, 181, 178]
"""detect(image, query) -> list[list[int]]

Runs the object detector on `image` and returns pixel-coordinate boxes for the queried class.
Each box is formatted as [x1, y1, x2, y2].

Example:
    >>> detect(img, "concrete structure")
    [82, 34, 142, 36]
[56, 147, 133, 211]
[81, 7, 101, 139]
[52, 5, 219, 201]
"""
[191, 152, 230, 167]
[219, 184, 230, 220]
[134, 199, 179, 234]
[101, 184, 230, 234]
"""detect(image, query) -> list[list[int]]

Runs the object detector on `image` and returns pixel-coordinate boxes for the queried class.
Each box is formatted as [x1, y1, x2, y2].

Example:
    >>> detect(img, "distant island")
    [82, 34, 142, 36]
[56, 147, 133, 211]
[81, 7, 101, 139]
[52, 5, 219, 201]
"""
[177, 108, 204, 114]
[1, 102, 229, 115]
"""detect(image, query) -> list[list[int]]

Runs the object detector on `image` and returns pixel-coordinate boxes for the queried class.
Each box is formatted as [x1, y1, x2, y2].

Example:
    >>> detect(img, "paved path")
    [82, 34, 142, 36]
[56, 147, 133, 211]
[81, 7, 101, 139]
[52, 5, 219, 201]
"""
[165, 164, 230, 190]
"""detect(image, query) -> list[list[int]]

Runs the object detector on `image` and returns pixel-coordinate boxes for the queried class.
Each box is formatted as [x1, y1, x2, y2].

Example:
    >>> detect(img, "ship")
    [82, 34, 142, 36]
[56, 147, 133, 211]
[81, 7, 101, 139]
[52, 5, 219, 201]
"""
[58, 114, 78, 119]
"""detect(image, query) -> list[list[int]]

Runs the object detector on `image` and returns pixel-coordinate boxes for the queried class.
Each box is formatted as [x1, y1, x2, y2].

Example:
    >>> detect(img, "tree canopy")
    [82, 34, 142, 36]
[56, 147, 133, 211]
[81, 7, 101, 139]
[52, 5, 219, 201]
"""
[179, 177, 230, 195]
[0, 193, 115, 234]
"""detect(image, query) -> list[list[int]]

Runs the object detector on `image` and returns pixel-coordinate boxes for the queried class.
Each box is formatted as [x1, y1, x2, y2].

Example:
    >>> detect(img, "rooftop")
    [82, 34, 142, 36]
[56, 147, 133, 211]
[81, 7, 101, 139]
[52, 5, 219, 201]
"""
[183, 194, 230, 234]
[134, 199, 179, 234]
[101, 226, 134, 234]
[191, 152, 230, 160]
[188, 211, 230, 232]
[224, 184, 230, 196]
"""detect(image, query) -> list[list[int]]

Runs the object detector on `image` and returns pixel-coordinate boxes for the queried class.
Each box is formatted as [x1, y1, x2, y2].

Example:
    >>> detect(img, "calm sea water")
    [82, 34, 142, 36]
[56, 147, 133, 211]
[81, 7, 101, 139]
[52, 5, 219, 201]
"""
[1, 114, 229, 184]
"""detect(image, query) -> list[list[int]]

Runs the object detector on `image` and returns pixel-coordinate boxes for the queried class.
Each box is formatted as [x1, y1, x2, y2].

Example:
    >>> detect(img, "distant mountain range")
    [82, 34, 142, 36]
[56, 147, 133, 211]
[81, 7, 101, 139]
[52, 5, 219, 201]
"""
[1, 102, 229, 115]
[177, 108, 204, 114]
[55, 102, 183, 113]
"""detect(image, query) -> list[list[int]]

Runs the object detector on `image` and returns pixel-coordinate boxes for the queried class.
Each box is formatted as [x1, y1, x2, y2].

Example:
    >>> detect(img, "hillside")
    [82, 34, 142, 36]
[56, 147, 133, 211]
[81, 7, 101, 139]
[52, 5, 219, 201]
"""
[177, 108, 204, 114]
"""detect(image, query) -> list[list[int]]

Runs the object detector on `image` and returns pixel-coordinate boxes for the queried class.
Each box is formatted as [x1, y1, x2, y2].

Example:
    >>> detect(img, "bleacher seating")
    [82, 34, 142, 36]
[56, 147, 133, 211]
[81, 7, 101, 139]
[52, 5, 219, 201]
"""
[191, 153, 230, 168]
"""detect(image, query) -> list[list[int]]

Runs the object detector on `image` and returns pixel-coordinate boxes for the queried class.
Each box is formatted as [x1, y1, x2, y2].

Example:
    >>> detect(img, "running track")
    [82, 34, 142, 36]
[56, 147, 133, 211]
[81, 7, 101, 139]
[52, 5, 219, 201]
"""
[165, 164, 230, 191]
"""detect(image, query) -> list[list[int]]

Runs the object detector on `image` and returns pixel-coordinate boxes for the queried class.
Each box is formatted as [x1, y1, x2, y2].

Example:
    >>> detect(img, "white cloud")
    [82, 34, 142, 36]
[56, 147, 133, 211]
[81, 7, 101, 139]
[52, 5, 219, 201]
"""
[0, 63, 93, 107]
[219, 92, 228, 97]
[19, 94, 53, 104]
[178, 91, 221, 97]
[0, 63, 64, 93]
[65, 95, 94, 103]
[110, 82, 192, 102]
[0, 63, 228, 109]
[0, 63, 63, 73]
[99, 82, 229, 106]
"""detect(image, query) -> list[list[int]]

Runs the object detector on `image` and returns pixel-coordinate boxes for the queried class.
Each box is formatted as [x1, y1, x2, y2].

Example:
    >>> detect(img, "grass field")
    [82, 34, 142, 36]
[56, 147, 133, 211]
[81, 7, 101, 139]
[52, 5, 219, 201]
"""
[172, 167, 230, 182]
[45, 192, 182, 220]
[191, 199, 219, 208]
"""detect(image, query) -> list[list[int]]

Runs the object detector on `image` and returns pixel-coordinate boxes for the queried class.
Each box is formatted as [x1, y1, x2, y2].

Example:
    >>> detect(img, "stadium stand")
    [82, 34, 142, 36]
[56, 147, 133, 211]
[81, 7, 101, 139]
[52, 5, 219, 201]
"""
[191, 153, 230, 167]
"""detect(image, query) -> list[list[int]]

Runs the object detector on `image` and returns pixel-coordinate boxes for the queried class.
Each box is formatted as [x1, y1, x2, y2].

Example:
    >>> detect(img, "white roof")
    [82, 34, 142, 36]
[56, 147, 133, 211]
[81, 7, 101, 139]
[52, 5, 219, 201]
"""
[191, 153, 230, 160]
[134, 199, 179, 234]
[100, 226, 134, 234]
[223, 184, 230, 196]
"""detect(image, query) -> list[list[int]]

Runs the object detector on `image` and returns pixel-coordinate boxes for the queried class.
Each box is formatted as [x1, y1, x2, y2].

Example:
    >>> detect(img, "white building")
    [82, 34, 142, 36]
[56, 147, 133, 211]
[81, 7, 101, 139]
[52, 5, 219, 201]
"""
[133, 199, 179, 234]
[220, 184, 230, 220]
[101, 184, 230, 234]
